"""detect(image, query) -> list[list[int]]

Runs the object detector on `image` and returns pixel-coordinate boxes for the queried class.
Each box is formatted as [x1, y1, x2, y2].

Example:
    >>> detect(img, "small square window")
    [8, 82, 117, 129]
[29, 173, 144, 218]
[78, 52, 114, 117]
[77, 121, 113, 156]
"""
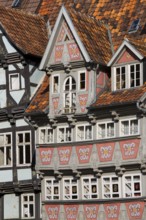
[79, 72, 86, 90]
[120, 118, 139, 136]
[76, 124, 92, 141]
[97, 122, 115, 139]
[21, 194, 35, 218]
[123, 174, 141, 197]
[9, 73, 20, 91]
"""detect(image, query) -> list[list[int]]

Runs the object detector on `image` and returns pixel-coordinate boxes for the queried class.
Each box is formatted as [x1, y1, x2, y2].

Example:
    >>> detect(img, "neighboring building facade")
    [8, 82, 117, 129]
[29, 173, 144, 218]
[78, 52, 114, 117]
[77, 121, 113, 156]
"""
[26, 6, 146, 220]
[0, 6, 48, 219]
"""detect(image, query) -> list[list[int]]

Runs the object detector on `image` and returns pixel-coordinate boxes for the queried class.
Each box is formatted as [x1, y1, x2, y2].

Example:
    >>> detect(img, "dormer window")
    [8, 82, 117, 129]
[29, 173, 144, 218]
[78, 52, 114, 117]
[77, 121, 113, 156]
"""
[63, 76, 76, 113]
[113, 63, 142, 91]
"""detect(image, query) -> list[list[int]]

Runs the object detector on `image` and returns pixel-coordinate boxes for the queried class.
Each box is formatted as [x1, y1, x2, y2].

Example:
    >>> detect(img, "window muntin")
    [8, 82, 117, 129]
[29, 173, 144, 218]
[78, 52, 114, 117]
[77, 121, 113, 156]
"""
[45, 178, 60, 200]
[114, 63, 142, 91]
[123, 174, 141, 197]
[21, 194, 35, 219]
[82, 176, 98, 199]
[63, 177, 78, 200]
[52, 75, 59, 93]
[17, 131, 31, 165]
[102, 176, 120, 199]
[97, 122, 115, 139]
[0, 133, 12, 167]
[120, 118, 139, 136]
[76, 124, 93, 141]
[39, 127, 54, 143]
[64, 76, 76, 113]
[9, 73, 20, 91]
[79, 71, 86, 90]
[58, 126, 72, 142]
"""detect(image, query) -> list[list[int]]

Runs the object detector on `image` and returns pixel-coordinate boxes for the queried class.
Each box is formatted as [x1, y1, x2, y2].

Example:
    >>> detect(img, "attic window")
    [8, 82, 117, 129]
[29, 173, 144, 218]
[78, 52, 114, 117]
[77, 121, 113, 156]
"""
[128, 19, 140, 33]
[12, 0, 20, 7]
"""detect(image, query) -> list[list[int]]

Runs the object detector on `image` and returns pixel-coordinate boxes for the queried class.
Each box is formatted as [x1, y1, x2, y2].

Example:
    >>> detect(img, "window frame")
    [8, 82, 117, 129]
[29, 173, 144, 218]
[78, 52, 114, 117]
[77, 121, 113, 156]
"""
[123, 173, 142, 198]
[120, 117, 139, 137]
[57, 126, 72, 143]
[45, 178, 60, 200]
[113, 62, 142, 91]
[78, 71, 86, 91]
[52, 74, 60, 94]
[0, 132, 12, 167]
[39, 127, 54, 144]
[9, 73, 20, 91]
[21, 193, 35, 219]
[81, 175, 98, 199]
[97, 121, 115, 139]
[16, 131, 32, 166]
[102, 175, 121, 199]
[63, 177, 79, 200]
[76, 123, 93, 141]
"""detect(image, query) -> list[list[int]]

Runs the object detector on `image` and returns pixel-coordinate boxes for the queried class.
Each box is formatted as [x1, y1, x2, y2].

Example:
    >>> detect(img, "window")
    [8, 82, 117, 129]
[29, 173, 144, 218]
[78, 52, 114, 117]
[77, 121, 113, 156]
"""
[97, 122, 115, 139]
[63, 177, 78, 200]
[114, 63, 142, 91]
[64, 76, 76, 113]
[82, 176, 98, 199]
[76, 124, 92, 141]
[45, 178, 60, 200]
[0, 133, 12, 167]
[39, 127, 54, 143]
[79, 71, 86, 90]
[17, 131, 31, 165]
[120, 118, 139, 136]
[9, 73, 20, 91]
[21, 194, 35, 218]
[123, 174, 141, 197]
[102, 176, 120, 198]
[58, 126, 72, 142]
[128, 19, 140, 33]
[52, 75, 59, 93]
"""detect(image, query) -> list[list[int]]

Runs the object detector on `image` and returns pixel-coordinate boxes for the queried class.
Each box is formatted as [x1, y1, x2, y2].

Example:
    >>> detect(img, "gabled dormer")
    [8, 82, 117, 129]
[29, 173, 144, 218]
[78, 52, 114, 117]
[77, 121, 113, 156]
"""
[40, 6, 112, 116]
[108, 39, 144, 91]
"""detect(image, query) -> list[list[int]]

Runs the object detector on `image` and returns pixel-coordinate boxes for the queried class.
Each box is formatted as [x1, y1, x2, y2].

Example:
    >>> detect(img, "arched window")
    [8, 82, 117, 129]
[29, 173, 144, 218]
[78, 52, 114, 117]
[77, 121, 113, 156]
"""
[63, 76, 76, 113]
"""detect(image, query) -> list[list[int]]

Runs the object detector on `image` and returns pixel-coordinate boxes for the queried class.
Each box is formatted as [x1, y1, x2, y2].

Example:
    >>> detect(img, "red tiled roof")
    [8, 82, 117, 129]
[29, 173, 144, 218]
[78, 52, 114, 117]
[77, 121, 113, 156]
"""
[0, 0, 41, 13]
[67, 7, 112, 64]
[26, 75, 49, 114]
[92, 84, 146, 108]
[39, 0, 146, 53]
[0, 6, 48, 57]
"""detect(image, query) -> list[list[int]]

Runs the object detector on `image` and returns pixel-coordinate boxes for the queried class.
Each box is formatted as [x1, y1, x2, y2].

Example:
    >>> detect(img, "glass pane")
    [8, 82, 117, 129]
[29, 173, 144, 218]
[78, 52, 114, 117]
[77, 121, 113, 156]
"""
[18, 133, 23, 143]
[30, 204, 34, 217]
[25, 145, 30, 163]
[25, 133, 30, 142]
[19, 145, 23, 164]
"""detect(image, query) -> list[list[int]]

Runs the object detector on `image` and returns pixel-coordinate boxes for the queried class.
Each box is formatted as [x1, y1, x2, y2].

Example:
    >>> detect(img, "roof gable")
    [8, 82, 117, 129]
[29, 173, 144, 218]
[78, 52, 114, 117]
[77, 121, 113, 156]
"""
[39, 6, 91, 70]
[108, 39, 144, 66]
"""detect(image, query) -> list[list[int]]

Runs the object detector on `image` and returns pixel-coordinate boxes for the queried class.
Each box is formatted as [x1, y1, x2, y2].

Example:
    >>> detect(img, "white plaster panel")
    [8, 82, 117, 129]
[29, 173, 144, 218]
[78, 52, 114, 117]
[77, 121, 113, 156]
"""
[0, 89, 6, 108]
[10, 89, 25, 104]
[17, 168, 32, 180]
[30, 86, 35, 96]
[0, 68, 6, 84]
[17, 63, 23, 69]
[2, 36, 16, 53]
[8, 65, 16, 71]
[0, 121, 11, 129]
[29, 64, 33, 72]
[16, 119, 28, 127]
[21, 75, 25, 89]
[30, 68, 45, 84]
[4, 194, 19, 218]
[0, 170, 12, 182]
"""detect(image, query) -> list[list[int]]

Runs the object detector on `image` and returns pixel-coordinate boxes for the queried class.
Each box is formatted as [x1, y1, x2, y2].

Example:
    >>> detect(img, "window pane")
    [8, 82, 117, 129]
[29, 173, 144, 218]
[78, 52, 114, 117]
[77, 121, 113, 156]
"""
[25, 145, 30, 163]
[19, 145, 24, 164]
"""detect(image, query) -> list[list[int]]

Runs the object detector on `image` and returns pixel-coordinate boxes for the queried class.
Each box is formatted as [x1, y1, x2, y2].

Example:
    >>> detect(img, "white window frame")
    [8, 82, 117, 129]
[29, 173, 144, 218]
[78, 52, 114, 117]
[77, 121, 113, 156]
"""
[81, 175, 98, 199]
[123, 173, 142, 198]
[9, 73, 20, 91]
[0, 133, 12, 167]
[52, 74, 60, 94]
[63, 76, 76, 113]
[78, 71, 86, 91]
[57, 126, 72, 143]
[76, 124, 93, 141]
[16, 131, 31, 166]
[39, 127, 54, 144]
[45, 178, 60, 200]
[113, 62, 142, 91]
[102, 175, 121, 199]
[120, 117, 139, 136]
[21, 193, 35, 219]
[97, 121, 115, 139]
[63, 177, 79, 200]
